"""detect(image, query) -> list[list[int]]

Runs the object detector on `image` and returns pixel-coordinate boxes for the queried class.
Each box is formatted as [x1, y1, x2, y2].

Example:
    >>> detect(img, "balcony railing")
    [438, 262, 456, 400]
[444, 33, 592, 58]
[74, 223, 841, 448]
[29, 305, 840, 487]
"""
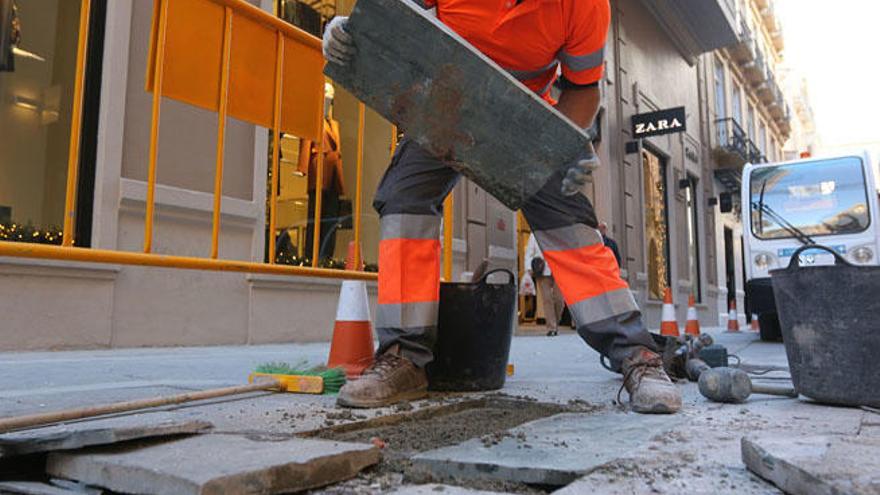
[743, 50, 767, 84]
[713, 118, 766, 191]
[714, 118, 766, 164]
[727, 19, 757, 64]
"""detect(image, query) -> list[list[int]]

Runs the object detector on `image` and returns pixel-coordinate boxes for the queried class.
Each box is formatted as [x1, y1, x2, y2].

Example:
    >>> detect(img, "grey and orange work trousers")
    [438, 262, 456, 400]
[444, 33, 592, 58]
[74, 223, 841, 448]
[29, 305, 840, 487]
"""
[373, 138, 659, 372]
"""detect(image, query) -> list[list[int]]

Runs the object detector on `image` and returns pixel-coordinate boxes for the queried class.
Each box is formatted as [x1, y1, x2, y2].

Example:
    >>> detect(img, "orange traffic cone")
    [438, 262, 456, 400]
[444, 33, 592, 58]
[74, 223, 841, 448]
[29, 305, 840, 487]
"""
[727, 300, 740, 332]
[751, 313, 760, 332]
[685, 294, 700, 336]
[327, 280, 375, 377]
[660, 287, 680, 337]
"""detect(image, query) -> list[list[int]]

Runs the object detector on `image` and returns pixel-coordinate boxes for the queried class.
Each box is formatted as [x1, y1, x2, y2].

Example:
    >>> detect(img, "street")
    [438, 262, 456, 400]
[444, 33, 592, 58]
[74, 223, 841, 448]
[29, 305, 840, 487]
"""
[1, 329, 875, 494]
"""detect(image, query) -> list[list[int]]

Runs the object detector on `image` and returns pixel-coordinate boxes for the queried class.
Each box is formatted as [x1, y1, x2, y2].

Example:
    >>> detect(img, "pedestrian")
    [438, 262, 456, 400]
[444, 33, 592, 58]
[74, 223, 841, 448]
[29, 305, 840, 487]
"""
[324, 0, 681, 414]
[525, 232, 565, 337]
[598, 222, 622, 268]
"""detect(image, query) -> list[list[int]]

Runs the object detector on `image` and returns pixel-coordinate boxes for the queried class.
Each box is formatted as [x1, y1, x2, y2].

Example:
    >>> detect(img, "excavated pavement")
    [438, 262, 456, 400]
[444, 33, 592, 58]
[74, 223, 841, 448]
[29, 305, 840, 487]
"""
[0, 328, 877, 494]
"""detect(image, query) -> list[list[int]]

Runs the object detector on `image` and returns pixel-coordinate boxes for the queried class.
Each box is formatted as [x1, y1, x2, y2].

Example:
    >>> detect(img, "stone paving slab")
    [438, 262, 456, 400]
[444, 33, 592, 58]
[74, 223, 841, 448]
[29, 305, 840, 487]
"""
[412, 411, 681, 487]
[0, 481, 83, 495]
[389, 485, 512, 495]
[742, 435, 880, 495]
[0, 412, 212, 457]
[47, 433, 380, 495]
[325, 0, 591, 210]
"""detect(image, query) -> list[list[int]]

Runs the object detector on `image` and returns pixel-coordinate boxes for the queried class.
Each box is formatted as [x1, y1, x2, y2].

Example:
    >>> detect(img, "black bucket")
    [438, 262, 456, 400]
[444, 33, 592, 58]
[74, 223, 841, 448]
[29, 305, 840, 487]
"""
[426, 269, 517, 392]
[770, 245, 880, 407]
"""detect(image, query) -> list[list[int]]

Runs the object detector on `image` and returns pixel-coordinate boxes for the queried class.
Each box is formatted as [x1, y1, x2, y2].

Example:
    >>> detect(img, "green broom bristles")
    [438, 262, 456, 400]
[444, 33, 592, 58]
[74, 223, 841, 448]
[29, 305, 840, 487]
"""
[254, 361, 347, 394]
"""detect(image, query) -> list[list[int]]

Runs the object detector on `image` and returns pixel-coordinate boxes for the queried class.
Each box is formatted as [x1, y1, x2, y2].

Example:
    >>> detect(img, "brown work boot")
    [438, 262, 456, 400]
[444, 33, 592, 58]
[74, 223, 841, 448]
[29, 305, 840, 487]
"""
[337, 348, 428, 408]
[620, 348, 682, 414]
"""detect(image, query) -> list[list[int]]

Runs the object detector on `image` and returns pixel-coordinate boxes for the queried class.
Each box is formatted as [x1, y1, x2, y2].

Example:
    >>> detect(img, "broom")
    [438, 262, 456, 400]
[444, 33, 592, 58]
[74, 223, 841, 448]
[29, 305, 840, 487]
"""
[249, 362, 347, 394]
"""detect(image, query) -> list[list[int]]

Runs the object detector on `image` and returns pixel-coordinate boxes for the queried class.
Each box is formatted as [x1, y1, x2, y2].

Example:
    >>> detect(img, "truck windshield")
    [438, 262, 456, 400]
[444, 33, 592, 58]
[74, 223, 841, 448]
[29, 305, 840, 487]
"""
[750, 157, 871, 240]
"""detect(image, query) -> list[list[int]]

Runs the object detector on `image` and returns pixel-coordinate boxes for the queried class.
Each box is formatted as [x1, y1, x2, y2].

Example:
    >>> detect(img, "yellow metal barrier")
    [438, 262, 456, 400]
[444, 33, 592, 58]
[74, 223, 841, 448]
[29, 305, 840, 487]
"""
[1, 0, 461, 285]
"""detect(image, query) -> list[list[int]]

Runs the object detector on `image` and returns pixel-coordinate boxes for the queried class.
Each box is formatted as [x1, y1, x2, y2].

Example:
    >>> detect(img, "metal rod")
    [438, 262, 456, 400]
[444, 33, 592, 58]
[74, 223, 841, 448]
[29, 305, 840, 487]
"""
[211, 7, 234, 259]
[144, 0, 170, 253]
[310, 123, 325, 267]
[0, 242, 378, 281]
[443, 194, 453, 281]
[352, 103, 365, 269]
[62, 0, 92, 247]
[0, 381, 278, 434]
[268, 32, 284, 264]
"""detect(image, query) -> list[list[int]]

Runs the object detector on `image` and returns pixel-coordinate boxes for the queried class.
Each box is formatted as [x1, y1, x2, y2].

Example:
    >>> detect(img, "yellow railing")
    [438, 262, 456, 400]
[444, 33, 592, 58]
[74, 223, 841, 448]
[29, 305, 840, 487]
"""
[0, 0, 457, 283]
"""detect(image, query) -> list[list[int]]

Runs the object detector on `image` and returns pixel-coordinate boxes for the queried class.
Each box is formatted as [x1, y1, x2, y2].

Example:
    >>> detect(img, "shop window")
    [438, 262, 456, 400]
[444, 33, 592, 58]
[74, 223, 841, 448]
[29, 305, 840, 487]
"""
[0, 0, 103, 246]
[642, 149, 670, 300]
[270, 0, 390, 271]
[685, 175, 701, 302]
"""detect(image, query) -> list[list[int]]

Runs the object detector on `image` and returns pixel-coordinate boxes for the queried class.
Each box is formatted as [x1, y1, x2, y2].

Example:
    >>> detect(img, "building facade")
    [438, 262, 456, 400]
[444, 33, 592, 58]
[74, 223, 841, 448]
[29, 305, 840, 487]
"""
[0, 0, 808, 350]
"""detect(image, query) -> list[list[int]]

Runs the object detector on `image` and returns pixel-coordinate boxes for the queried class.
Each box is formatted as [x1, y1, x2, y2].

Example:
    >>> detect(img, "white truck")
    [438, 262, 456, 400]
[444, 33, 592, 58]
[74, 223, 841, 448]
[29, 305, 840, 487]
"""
[741, 152, 880, 340]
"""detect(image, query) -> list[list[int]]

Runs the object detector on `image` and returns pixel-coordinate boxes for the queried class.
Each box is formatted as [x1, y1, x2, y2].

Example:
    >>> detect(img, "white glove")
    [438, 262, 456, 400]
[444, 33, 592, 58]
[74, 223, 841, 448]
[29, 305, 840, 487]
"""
[322, 17, 355, 65]
[561, 148, 600, 196]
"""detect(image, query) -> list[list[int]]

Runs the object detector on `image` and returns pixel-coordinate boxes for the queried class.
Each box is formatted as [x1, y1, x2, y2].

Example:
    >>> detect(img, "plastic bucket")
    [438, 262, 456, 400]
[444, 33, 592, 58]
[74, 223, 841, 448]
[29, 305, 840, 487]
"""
[426, 269, 517, 392]
[770, 245, 880, 407]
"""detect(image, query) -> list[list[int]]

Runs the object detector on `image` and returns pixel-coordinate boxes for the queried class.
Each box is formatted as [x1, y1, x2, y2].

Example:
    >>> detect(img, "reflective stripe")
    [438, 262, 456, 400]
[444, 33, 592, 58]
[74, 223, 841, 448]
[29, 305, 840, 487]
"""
[536, 78, 555, 96]
[377, 301, 439, 329]
[378, 238, 441, 305]
[534, 225, 603, 252]
[569, 288, 638, 325]
[557, 46, 605, 72]
[543, 243, 629, 304]
[381, 214, 441, 240]
[505, 61, 558, 81]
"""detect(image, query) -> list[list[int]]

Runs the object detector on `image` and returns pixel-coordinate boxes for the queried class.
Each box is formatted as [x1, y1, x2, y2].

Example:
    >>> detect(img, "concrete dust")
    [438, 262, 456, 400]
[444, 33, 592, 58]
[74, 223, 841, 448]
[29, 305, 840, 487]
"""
[308, 396, 601, 494]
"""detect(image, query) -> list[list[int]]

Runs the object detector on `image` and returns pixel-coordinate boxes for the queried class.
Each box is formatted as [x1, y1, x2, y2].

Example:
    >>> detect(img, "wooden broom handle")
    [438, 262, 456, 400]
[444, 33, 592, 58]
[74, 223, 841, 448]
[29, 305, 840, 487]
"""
[0, 380, 278, 434]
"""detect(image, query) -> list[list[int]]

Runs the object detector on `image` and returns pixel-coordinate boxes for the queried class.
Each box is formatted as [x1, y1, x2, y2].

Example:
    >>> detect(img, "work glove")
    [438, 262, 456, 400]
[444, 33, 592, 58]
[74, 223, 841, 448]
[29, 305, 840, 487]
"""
[322, 17, 355, 65]
[560, 143, 600, 196]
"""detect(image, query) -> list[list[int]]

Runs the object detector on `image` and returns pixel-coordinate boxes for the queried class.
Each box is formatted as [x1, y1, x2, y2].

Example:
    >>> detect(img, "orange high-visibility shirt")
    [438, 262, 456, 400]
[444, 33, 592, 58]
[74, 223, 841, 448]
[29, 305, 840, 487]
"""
[422, 0, 610, 98]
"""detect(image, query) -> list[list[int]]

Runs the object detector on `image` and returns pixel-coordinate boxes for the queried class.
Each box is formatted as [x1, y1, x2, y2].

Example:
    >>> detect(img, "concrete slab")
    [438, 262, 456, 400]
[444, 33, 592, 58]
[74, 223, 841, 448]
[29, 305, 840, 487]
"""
[46, 433, 380, 495]
[0, 412, 211, 457]
[412, 411, 680, 486]
[742, 435, 880, 495]
[389, 485, 511, 495]
[0, 481, 81, 495]
[326, 0, 591, 210]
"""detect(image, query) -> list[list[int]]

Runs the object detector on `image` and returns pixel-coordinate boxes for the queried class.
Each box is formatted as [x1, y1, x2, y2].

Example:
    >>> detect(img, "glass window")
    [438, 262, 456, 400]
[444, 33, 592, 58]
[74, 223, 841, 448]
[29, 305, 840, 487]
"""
[642, 149, 670, 300]
[685, 175, 701, 302]
[269, 0, 391, 272]
[0, 0, 86, 244]
[732, 83, 743, 125]
[759, 121, 767, 156]
[747, 104, 756, 141]
[714, 60, 727, 145]
[750, 157, 871, 239]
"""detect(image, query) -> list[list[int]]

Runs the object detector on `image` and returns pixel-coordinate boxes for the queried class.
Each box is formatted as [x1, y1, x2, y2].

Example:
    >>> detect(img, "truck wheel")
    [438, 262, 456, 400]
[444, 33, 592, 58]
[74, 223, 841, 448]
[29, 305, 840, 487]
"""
[758, 312, 783, 342]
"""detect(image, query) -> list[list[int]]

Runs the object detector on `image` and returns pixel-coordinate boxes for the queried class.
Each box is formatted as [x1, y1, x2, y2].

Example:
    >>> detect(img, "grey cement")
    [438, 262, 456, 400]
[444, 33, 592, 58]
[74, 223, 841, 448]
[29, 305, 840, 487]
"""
[742, 435, 880, 495]
[0, 482, 81, 495]
[46, 434, 381, 495]
[0, 412, 211, 457]
[412, 412, 681, 486]
[389, 485, 512, 494]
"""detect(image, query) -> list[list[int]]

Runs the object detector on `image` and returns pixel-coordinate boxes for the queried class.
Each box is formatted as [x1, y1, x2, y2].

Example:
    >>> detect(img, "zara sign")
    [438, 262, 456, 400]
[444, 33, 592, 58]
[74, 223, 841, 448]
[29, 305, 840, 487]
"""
[631, 107, 687, 139]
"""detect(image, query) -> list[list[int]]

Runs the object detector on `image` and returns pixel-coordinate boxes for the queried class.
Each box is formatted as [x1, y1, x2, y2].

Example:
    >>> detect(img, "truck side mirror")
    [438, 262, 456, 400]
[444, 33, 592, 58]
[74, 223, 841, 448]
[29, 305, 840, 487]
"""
[719, 192, 734, 213]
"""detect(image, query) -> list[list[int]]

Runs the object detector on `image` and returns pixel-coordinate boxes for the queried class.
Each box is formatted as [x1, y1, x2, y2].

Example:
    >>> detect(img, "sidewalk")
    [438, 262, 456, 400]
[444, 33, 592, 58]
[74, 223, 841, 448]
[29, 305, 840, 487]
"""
[0, 330, 876, 494]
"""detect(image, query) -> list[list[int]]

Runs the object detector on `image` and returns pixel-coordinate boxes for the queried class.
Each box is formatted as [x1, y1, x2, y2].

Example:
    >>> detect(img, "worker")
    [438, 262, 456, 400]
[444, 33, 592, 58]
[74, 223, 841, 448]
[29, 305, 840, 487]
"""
[524, 231, 564, 337]
[323, 0, 681, 414]
[598, 222, 623, 268]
